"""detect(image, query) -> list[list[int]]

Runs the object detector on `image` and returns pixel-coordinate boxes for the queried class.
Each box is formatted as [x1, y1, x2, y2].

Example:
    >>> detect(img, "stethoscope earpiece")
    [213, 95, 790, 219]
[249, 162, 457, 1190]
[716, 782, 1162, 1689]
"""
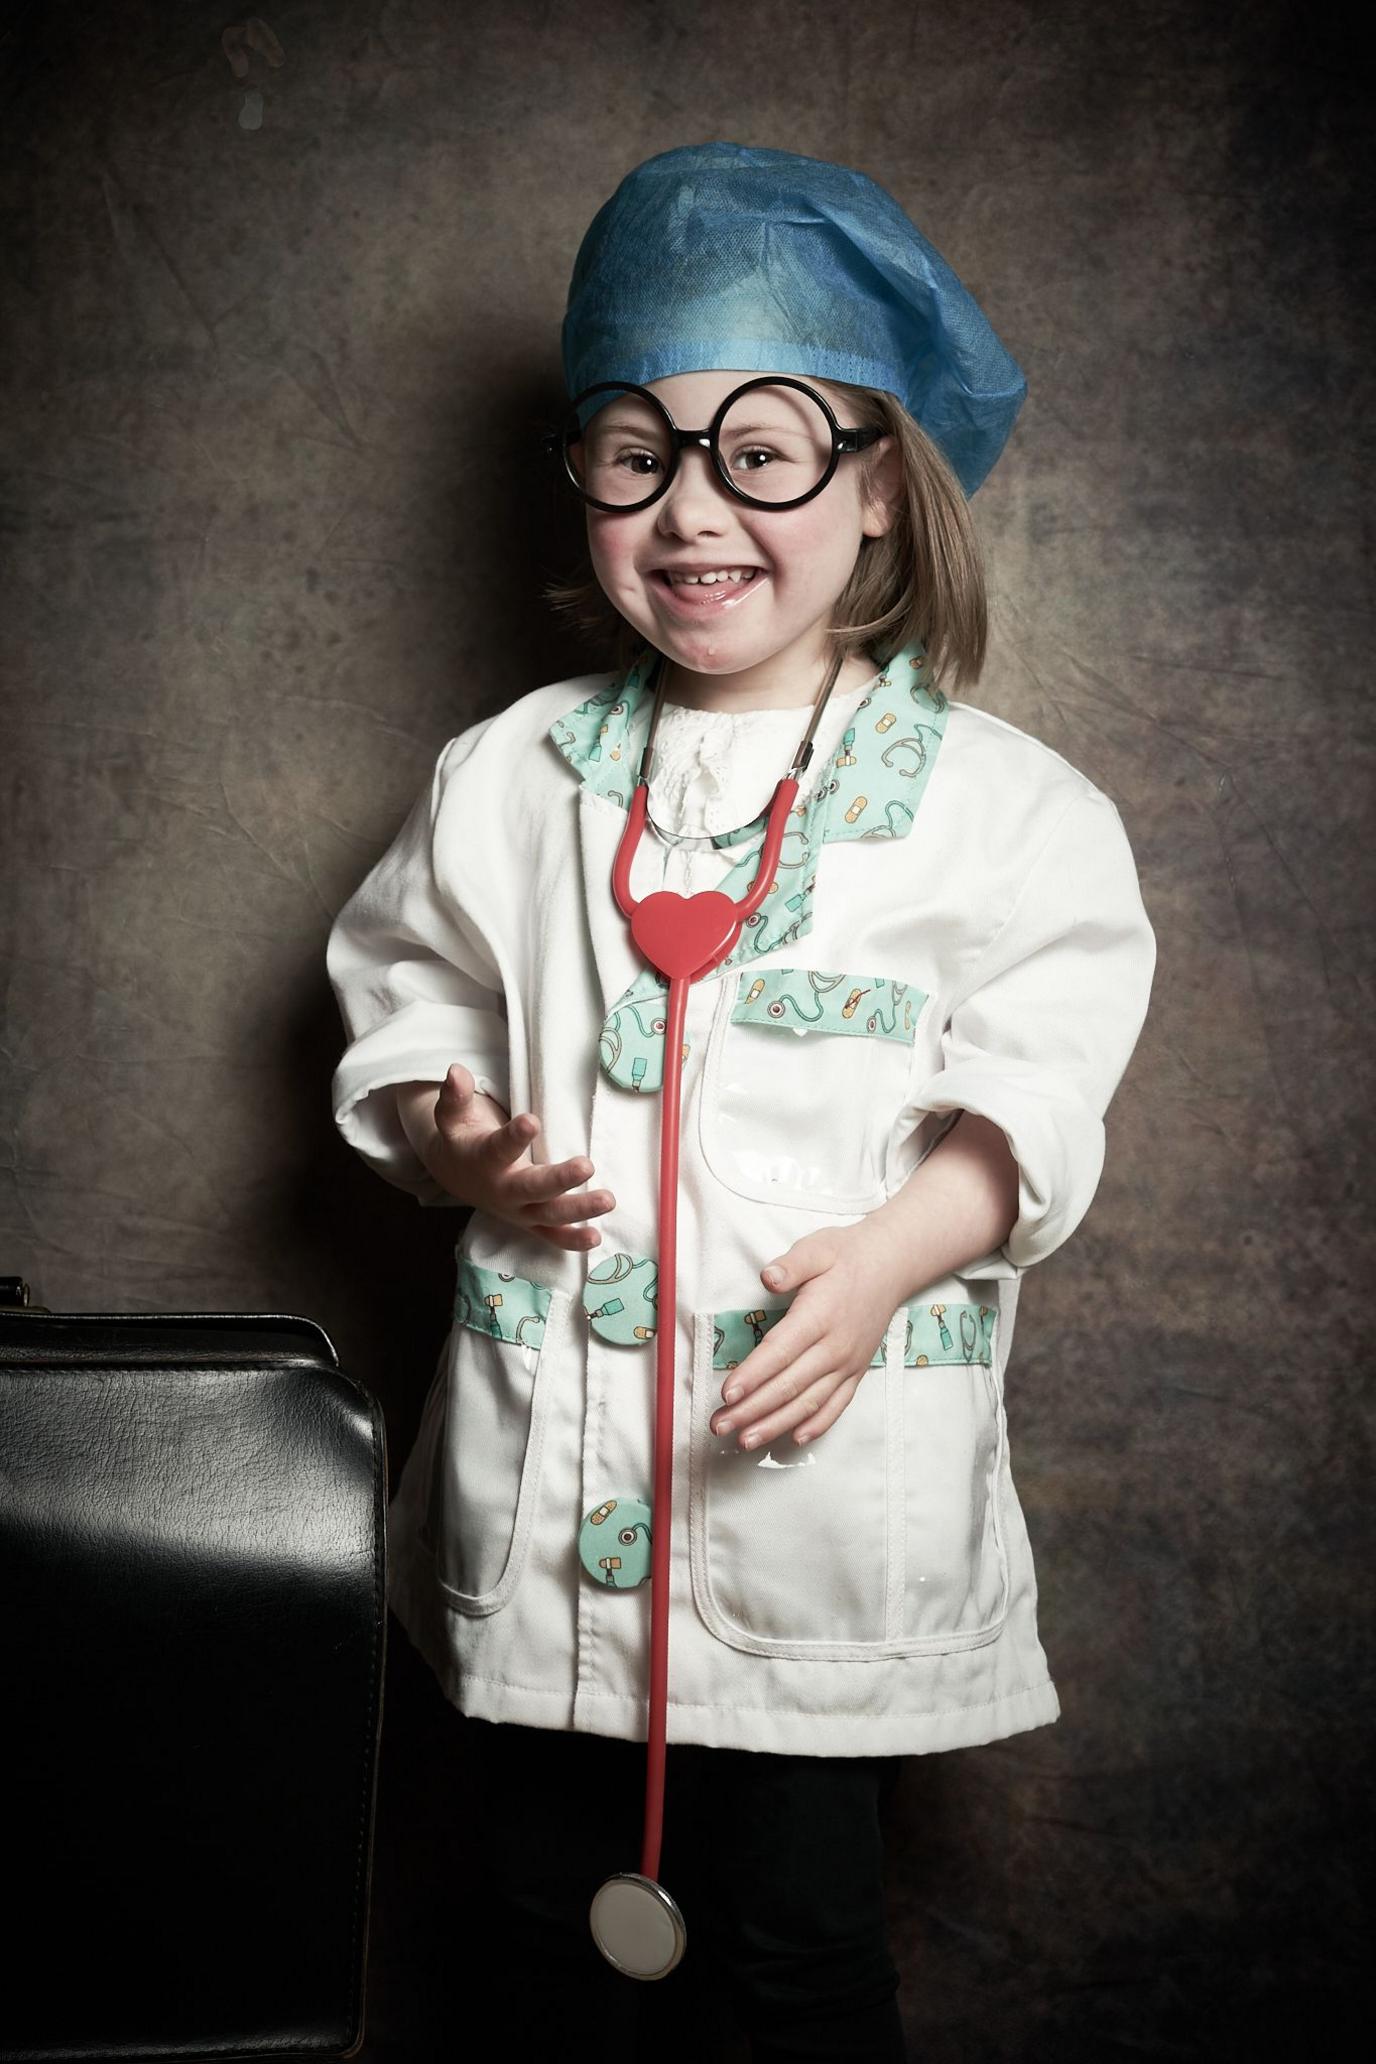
[590, 1871, 688, 1979]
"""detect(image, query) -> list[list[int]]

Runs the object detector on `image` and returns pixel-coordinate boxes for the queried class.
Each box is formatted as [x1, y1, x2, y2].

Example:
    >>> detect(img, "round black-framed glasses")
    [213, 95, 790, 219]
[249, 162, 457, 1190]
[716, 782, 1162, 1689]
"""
[542, 375, 883, 515]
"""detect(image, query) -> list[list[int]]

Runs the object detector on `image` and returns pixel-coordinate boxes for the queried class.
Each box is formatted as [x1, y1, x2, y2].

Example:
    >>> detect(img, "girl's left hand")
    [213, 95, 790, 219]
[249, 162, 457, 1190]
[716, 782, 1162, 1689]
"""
[710, 1222, 910, 1450]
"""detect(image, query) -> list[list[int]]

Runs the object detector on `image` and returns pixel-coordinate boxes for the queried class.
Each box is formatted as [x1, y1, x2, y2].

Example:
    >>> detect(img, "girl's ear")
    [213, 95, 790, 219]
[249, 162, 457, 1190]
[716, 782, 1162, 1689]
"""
[860, 435, 903, 539]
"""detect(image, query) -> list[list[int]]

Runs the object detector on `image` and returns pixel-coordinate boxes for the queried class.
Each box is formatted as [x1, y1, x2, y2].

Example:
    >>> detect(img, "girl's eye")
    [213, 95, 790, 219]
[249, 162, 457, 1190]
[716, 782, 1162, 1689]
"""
[615, 448, 661, 476]
[734, 446, 776, 473]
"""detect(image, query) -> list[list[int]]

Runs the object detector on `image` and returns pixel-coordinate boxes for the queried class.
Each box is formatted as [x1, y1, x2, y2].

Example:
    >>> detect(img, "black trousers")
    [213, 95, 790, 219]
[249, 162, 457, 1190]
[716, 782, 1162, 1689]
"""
[448, 1712, 909, 2063]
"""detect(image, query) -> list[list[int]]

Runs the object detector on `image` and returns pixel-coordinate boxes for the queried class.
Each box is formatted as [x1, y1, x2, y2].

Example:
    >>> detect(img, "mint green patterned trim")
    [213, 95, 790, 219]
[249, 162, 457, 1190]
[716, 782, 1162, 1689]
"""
[549, 642, 946, 846]
[892, 1300, 998, 1366]
[711, 1297, 997, 1370]
[453, 1255, 549, 1349]
[732, 968, 922, 1043]
[547, 652, 656, 813]
[562, 642, 949, 1094]
[599, 994, 682, 1095]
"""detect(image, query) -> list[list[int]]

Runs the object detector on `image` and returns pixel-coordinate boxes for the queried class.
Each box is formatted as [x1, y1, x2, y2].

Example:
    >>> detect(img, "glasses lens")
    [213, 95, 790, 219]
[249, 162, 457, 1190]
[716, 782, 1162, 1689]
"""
[567, 387, 672, 507]
[715, 383, 834, 504]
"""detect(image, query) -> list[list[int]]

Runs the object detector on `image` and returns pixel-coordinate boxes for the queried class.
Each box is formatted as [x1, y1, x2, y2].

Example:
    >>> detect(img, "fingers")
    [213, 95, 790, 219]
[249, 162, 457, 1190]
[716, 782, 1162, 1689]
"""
[527, 1182, 616, 1232]
[710, 1334, 839, 1446]
[720, 1368, 861, 1451]
[435, 1080, 598, 1205]
[488, 1110, 541, 1162]
[529, 1219, 603, 1253]
[434, 1063, 486, 1137]
[432, 1064, 466, 1126]
[488, 1117, 615, 1226]
[713, 1311, 826, 1415]
[435, 1065, 527, 1153]
[434, 1074, 615, 1249]
[511, 1151, 615, 1226]
[461, 1099, 616, 1246]
[791, 1374, 864, 1445]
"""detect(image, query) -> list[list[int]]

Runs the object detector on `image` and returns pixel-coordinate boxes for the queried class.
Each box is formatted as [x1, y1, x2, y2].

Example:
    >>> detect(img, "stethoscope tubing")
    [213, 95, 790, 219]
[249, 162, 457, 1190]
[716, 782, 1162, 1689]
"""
[609, 647, 843, 1890]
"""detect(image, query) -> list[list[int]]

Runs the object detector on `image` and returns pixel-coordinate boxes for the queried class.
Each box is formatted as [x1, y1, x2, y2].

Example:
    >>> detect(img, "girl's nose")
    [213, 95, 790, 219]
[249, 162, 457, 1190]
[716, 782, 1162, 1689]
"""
[654, 443, 732, 537]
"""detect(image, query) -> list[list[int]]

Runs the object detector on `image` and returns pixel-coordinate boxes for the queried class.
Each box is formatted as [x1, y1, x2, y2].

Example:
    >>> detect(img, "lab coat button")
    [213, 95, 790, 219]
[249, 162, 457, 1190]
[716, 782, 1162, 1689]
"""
[579, 1497, 653, 1588]
[582, 1251, 658, 1346]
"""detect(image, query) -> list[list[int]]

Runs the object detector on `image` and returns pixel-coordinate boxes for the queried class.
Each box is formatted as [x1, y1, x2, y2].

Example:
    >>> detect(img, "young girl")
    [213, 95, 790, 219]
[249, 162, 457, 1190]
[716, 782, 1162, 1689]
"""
[327, 143, 1156, 2061]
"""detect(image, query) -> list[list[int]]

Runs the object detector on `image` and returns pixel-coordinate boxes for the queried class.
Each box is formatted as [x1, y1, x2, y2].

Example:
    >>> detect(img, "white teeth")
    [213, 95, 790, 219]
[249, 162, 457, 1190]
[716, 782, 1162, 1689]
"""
[666, 568, 758, 585]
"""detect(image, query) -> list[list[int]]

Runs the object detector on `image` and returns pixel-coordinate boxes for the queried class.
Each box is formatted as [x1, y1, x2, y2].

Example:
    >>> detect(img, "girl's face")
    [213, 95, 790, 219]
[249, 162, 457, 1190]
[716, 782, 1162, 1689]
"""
[583, 368, 897, 708]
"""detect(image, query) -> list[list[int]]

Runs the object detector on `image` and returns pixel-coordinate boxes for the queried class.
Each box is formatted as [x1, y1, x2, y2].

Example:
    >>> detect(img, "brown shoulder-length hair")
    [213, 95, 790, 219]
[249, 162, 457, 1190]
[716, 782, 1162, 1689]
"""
[541, 380, 989, 694]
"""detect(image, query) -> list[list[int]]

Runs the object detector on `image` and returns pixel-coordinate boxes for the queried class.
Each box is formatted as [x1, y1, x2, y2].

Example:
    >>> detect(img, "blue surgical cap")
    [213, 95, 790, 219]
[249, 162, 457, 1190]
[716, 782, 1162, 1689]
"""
[561, 141, 1027, 498]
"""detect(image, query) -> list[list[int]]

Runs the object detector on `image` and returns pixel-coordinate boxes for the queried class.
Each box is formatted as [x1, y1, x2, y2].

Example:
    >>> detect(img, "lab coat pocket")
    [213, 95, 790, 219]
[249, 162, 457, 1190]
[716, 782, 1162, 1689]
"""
[687, 1299, 1009, 1659]
[429, 1257, 571, 1618]
[896, 1305, 1011, 1649]
[688, 1304, 892, 1658]
[698, 965, 927, 1213]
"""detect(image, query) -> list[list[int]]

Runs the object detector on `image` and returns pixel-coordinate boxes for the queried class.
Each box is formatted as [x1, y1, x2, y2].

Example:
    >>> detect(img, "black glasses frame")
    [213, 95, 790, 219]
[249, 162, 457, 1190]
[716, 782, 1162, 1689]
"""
[541, 375, 883, 514]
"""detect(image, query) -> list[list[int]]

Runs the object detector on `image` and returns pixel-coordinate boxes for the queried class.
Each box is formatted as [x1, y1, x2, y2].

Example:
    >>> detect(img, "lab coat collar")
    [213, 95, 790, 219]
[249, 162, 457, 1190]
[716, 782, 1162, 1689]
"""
[547, 639, 947, 848]
[548, 640, 951, 1030]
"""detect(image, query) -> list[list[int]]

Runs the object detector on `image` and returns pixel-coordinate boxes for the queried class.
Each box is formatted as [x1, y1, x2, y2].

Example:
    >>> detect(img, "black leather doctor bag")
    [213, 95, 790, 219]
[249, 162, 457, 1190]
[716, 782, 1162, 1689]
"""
[0, 1277, 386, 2062]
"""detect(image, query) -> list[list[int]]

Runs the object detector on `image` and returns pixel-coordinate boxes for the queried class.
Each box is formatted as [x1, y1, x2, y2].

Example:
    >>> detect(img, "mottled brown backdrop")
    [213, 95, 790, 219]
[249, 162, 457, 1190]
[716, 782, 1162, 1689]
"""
[2, 1, 1368, 2057]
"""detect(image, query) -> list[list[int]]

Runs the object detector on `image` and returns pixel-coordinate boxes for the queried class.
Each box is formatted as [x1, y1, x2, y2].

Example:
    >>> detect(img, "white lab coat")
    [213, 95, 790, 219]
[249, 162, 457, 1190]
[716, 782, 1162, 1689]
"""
[326, 645, 1157, 1756]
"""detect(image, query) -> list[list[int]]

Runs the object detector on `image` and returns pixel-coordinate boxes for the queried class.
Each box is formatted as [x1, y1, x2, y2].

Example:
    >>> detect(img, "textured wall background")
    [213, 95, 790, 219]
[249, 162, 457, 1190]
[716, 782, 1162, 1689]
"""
[2, 0, 1368, 2056]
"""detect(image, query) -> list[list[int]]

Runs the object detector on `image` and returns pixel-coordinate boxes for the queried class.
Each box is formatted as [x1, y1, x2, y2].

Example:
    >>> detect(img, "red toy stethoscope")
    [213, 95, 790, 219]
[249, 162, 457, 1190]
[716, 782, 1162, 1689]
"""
[587, 644, 844, 1980]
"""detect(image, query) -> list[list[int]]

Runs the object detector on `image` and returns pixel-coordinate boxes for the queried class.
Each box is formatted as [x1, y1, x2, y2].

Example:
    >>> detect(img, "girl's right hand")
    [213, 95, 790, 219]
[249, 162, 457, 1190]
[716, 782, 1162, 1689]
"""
[425, 1062, 616, 1252]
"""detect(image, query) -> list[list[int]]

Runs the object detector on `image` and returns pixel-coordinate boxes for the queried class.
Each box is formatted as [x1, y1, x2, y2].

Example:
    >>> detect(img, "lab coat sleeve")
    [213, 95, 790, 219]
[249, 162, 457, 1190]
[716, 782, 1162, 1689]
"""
[325, 723, 511, 1206]
[910, 788, 1157, 1276]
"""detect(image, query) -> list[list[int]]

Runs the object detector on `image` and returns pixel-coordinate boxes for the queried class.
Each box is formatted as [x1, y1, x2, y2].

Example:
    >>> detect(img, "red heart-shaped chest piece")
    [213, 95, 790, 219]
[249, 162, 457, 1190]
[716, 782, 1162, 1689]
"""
[631, 890, 742, 981]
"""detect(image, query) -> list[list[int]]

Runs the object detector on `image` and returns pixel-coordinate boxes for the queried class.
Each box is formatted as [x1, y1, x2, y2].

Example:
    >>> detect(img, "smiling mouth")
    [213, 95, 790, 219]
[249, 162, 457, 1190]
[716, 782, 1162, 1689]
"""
[657, 567, 761, 586]
[652, 567, 768, 608]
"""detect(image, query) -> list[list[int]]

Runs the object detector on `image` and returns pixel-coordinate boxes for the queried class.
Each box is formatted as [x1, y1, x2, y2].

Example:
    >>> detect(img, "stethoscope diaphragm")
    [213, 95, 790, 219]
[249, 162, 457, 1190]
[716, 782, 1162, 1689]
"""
[589, 1871, 688, 1978]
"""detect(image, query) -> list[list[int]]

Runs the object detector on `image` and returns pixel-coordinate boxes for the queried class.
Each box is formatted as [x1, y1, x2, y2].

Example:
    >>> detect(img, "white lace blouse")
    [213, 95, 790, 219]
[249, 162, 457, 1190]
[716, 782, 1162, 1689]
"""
[644, 678, 876, 860]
